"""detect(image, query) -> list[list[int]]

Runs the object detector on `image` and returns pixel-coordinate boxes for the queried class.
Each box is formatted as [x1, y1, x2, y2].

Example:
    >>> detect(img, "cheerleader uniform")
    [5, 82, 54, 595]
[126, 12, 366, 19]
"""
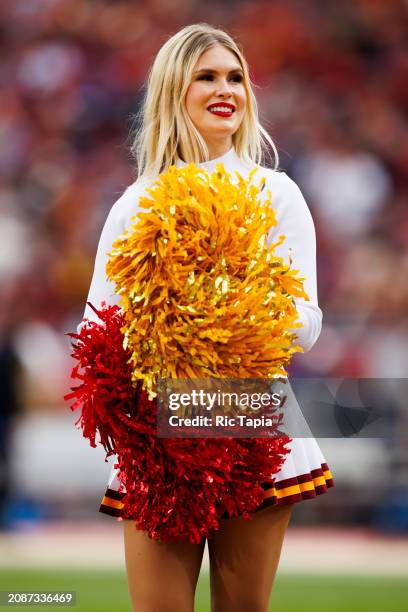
[78, 147, 334, 518]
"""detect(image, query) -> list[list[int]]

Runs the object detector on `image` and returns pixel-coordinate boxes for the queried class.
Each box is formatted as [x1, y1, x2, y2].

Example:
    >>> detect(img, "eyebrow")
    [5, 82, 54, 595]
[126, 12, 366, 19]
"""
[193, 67, 243, 75]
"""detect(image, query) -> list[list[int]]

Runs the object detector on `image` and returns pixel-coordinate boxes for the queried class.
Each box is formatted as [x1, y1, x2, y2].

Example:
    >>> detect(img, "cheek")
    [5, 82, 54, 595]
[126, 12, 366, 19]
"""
[186, 84, 208, 115]
[237, 87, 247, 110]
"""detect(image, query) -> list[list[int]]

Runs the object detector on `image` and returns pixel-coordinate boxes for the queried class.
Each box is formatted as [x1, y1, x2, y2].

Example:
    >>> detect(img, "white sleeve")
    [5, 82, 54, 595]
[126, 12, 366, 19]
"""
[267, 172, 323, 352]
[77, 182, 145, 333]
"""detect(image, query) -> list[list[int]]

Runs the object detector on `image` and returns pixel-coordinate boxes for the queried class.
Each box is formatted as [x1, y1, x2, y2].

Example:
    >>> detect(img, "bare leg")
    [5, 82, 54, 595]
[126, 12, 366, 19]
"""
[123, 520, 206, 612]
[208, 504, 293, 612]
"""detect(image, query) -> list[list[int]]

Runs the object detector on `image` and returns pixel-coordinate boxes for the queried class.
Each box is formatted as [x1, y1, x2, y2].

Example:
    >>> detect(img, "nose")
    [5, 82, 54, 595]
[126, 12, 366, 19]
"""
[215, 78, 233, 98]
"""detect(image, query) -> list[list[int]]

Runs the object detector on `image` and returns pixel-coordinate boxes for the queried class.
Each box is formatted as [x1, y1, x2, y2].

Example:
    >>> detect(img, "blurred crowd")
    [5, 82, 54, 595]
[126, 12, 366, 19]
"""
[0, 0, 407, 528]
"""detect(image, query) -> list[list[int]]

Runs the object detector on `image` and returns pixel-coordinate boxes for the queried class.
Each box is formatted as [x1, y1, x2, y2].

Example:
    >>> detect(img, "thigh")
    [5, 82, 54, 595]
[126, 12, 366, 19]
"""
[123, 520, 206, 612]
[208, 504, 293, 612]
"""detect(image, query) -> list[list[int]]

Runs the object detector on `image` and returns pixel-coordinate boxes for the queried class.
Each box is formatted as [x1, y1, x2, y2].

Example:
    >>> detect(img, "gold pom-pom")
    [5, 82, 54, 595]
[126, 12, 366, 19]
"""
[107, 163, 309, 397]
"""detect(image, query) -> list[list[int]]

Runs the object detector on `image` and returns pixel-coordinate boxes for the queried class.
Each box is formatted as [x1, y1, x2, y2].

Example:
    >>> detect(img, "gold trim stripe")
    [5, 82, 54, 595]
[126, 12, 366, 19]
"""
[101, 496, 124, 510]
[264, 469, 333, 500]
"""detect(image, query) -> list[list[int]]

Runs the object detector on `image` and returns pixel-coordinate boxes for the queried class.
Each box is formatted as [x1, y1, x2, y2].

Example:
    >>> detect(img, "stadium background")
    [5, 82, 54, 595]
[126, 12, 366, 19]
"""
[0, 0, 407, 610]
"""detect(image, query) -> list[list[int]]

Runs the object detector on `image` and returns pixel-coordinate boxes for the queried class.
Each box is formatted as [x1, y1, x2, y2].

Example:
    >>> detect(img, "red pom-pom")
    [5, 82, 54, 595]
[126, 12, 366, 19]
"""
[118, 391, 290, 542]
[64, 302, 152, 455]
[65, 303, 291, 543]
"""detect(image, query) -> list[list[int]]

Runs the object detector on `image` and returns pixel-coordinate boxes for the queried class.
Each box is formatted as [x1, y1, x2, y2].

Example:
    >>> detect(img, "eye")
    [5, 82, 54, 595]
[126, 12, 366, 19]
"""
[197, 74, 243, 83]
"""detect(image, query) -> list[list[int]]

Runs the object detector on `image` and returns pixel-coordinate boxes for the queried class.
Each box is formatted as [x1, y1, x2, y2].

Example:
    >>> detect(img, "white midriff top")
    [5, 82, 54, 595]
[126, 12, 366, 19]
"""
[79, 147, 323, 352]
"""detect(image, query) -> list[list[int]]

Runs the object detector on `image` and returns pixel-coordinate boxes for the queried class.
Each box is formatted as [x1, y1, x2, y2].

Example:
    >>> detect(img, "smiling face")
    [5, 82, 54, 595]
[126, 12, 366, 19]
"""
[185, 44, 247, 159]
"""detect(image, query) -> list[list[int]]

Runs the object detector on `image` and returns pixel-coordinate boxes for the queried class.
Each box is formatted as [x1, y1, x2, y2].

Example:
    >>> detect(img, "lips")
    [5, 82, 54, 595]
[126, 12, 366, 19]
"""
[207, 102, 235, 112]
[207, 102, 236, 117]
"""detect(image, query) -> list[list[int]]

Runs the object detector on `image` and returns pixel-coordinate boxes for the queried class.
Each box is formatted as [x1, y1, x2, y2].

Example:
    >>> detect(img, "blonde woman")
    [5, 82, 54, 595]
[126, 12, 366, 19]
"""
[80, 23, 334, 612]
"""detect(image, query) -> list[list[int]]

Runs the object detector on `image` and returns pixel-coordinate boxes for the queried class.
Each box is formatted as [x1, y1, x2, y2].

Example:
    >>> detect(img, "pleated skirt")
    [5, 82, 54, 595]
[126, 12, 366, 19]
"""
[99, 437, 334, 518]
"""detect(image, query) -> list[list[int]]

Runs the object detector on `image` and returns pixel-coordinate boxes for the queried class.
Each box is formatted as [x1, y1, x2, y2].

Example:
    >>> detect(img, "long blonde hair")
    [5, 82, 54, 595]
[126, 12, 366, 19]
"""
[131, 23, 278, 180]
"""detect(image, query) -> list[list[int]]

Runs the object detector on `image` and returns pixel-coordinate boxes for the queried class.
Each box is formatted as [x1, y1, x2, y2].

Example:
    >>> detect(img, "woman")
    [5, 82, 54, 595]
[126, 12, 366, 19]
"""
[80, 23, 334, 612]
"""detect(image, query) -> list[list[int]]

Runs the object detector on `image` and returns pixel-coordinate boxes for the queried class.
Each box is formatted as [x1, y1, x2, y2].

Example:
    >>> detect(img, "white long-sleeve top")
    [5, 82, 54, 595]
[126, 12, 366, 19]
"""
[79, 147, 322, 352]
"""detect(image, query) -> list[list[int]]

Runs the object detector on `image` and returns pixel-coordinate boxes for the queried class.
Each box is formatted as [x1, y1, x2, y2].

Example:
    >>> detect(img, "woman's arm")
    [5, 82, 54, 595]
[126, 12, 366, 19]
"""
[267, 172, 323, 353]
[77, 182, 145, 332]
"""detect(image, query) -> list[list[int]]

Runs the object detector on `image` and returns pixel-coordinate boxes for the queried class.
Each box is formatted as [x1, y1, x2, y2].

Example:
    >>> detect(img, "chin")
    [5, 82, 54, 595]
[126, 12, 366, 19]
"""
[204, 125, 237, 138]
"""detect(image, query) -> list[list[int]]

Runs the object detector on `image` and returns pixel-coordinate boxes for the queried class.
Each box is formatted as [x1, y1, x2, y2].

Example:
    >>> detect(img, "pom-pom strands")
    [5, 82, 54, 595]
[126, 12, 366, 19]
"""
[64, 303, 154, 456]
[65, 303, 291, 543]
[107, 164, 309, 397]
[117, 388, 291, 544]
[65, 163, 307, 542]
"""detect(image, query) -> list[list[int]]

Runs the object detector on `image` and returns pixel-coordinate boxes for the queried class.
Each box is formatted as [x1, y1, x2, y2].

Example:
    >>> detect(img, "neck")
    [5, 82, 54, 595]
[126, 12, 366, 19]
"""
[177, 140, 234, 165]
[204, 139, 233, 161]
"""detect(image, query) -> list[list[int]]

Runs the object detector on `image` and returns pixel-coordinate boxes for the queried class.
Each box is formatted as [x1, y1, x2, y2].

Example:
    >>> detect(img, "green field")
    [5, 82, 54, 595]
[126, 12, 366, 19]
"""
[0, 570, 406, 611]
